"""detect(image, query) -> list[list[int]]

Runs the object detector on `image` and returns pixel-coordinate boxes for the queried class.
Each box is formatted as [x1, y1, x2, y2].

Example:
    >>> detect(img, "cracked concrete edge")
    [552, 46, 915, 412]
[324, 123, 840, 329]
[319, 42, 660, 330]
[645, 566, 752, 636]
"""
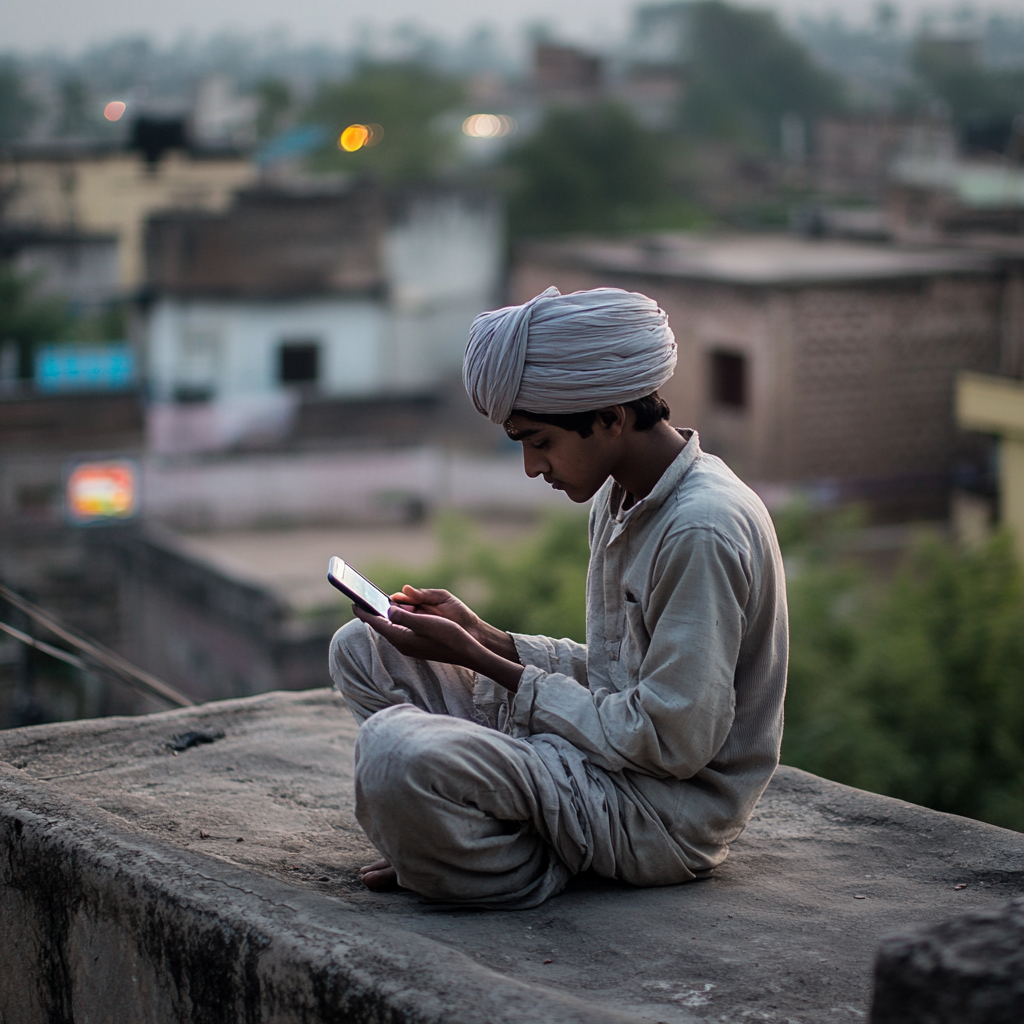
[0, 761, 643, 1024]
[0, 688, 331, 753]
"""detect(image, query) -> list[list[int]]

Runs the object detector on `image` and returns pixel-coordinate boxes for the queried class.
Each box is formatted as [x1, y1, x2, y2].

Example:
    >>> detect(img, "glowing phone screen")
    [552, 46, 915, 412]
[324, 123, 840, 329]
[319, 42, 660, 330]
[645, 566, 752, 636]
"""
[328, 557, 391, 617]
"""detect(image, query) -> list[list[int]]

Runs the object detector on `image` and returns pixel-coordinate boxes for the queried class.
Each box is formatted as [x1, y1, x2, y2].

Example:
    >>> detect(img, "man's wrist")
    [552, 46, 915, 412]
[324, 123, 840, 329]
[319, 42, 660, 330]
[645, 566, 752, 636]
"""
[474, 648, 524, 694]
[473, 621, 521, 664]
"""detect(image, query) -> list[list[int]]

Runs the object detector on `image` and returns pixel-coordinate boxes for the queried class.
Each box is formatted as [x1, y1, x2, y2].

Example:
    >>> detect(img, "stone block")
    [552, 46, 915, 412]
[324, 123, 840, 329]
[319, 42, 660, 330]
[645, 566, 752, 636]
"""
[871, 897, 1024, 1024]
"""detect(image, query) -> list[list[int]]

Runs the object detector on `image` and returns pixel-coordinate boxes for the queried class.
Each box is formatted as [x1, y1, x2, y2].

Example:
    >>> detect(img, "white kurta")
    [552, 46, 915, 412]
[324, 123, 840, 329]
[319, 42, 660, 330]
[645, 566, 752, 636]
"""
[330, 431, 788, 908]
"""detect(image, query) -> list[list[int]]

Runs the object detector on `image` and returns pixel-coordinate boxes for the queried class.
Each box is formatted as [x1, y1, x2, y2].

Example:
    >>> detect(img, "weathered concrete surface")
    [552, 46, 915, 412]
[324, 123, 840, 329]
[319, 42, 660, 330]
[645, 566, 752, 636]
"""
[870, 897, 1024, 1024]
[1, 689, 1021, 1024]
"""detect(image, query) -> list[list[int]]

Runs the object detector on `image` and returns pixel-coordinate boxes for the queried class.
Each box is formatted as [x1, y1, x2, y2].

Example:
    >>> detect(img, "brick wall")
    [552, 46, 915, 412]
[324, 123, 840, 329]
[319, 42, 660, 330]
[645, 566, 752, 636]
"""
[510, 254, 1003, 517]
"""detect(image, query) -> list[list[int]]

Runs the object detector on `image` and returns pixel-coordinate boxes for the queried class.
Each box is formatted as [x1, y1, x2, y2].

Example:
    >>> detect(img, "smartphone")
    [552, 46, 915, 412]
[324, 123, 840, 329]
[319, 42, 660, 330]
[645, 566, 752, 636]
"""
[327, 557, 393, 618]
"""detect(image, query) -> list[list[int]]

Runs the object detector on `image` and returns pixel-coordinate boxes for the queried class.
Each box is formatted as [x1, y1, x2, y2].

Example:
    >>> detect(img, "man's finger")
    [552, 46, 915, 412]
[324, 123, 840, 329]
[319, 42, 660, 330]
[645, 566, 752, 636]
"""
[354, 606, 405, 637]
[387, 605, 446, 634]
[401, 586, 451, 604]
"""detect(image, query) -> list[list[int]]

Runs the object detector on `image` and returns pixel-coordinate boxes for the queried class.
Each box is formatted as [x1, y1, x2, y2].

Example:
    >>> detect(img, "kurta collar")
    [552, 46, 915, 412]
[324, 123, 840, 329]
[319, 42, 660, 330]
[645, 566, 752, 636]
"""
[609, 429, 701, 525]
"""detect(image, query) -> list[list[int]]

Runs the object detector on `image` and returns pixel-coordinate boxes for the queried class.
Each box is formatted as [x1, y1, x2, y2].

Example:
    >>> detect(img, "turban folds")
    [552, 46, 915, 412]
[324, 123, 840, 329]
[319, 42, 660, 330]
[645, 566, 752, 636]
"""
[463, 286, 677, 425]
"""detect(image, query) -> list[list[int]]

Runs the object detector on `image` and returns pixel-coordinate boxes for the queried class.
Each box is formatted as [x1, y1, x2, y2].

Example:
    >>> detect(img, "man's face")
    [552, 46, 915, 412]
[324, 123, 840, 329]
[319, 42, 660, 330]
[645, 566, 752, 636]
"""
[505, 412, 620, 503]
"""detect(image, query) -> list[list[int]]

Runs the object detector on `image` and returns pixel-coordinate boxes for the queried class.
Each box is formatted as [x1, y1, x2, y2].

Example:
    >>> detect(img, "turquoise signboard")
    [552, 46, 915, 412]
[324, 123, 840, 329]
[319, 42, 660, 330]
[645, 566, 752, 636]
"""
[35, 343, 135, 392]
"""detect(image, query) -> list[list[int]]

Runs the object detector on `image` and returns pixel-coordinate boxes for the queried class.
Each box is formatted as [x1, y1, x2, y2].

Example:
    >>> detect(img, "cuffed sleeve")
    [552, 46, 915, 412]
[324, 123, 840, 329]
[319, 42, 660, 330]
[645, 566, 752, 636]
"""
[510, 633, 589, 683]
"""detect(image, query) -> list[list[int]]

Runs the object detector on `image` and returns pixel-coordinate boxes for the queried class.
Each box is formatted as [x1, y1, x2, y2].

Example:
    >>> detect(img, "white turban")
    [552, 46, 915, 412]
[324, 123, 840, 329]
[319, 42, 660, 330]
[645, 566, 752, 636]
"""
[463, 286, 677, 425]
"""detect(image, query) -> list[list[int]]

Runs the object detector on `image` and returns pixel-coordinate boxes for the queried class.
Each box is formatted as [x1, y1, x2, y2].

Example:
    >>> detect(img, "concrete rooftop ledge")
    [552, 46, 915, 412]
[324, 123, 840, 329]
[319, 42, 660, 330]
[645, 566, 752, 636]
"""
[1, 690, 1022, 1023]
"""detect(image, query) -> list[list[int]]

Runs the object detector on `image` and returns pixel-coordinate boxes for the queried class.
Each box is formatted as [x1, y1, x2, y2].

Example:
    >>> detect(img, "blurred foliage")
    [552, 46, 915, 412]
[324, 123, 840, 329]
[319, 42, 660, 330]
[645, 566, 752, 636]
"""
[911, 38, 1024, 141]
[0, 59, 38, 143]
[254, 77, 293, 140]
[0, 265, 128, 377]
[0, 265, 69, 378]
[303, 62, 464, 179]
[55, 76, 96, 137]
[64, 302, 129, 343]
[780, 501, 1024, 832]
[368, 504, 1024, 831]
[505, 102, 707, 238]
[371, 513, 591, 643]
[681, 1, 846, 151]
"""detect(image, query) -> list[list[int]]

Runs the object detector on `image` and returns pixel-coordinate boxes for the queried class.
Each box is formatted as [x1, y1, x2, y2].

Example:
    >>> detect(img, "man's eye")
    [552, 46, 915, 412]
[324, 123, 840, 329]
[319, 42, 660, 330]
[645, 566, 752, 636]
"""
[530, 440, 548, 450]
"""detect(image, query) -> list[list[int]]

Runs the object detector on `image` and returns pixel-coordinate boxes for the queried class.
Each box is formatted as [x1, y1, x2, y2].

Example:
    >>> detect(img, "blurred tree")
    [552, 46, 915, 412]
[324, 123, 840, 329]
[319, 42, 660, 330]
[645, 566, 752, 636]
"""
[780, 503, 1024, 832]
[369, 512, 591, 643]
[304, 62, 464, 179]
[0, 60, 38, 143]
[55, 77, 96, 137]
[65, 302, 128, 343]
[505, 102, 703, 237]
[681, 1, 845, 150]
[254, 77, 293, 140]
[0, 265, 69, 379]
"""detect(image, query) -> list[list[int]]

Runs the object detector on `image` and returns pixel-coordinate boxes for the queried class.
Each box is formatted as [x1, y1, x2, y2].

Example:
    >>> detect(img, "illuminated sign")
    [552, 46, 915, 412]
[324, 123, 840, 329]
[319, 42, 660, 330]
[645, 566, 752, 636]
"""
[36, 343, 135, 392]
[65, 460, 139, 524]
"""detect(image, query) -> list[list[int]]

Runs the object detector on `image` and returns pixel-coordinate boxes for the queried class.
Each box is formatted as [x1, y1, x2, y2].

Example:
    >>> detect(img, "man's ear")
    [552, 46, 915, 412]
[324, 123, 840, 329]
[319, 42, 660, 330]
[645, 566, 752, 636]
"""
[596, 406, 627, 436]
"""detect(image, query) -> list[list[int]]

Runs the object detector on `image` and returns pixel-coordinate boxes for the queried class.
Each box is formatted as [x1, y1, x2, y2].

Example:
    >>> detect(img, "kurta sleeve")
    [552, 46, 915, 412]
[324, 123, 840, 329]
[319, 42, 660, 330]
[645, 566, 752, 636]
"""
[509, 633, 589, 686]
[507, 526, 749, 777]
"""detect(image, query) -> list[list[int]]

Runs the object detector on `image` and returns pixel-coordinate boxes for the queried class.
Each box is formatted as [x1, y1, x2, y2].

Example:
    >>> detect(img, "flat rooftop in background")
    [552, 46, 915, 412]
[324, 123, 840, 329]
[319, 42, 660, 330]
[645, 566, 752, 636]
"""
[170, 519, 540, 612]
[520, 234, 1005, 286]
[2, 690, 1022, 1023]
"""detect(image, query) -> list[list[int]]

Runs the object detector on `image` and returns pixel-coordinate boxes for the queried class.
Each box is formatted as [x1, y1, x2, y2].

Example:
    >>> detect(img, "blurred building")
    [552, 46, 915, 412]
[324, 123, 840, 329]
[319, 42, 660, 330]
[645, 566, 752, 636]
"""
[0, 390, 143, 526]
[513, 233, 1018, 519]
[142, 181, 502, 454]
[0, 225, 120, 307]
[886, 153, 1024, 242]
[0, 136, 255, 289]
[816, 117, 957, 201]
[531, 44, 604, 106]
[191, 76, 259, 149]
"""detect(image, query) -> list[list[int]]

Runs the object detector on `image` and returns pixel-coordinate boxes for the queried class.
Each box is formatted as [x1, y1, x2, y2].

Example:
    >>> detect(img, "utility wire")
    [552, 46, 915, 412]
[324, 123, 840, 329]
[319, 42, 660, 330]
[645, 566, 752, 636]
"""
[0, 618, 90, 672]
[0, 581, 193, 709]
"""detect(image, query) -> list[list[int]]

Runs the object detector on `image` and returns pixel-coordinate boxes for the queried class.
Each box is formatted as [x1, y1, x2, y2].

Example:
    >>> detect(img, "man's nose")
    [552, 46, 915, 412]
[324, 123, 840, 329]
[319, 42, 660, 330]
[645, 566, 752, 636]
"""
[522, 447, 548, 479]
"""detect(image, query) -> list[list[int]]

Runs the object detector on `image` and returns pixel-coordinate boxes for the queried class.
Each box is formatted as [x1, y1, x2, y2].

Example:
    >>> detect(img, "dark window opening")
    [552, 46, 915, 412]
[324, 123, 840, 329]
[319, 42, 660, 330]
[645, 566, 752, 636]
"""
[173, 384, 215, 403]
[279, 342, 320, 385]
[711, 350, 747, 409]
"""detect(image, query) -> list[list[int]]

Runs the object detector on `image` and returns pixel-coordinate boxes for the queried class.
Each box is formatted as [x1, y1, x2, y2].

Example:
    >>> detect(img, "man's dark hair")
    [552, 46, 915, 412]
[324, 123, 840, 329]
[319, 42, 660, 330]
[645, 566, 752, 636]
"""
[513, 392, 671, 438]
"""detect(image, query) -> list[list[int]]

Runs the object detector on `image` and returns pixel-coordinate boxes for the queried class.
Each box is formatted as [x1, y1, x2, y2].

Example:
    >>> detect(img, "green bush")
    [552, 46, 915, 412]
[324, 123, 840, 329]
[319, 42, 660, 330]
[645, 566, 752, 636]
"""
[372, 512, 590, 643]
[780, 503, 1024, 832]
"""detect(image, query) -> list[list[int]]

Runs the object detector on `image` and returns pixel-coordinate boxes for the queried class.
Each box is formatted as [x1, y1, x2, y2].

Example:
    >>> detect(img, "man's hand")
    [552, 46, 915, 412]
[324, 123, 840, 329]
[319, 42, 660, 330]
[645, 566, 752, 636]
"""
[390, 586, 521, 663]
[353, 600, 524, 692]
[390, 586, 479, 629]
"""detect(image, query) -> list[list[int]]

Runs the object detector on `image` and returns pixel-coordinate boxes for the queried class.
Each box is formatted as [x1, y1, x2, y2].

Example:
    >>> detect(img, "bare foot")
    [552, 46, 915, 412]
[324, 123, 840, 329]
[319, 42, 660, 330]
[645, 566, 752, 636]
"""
[359, 858, 400, 891]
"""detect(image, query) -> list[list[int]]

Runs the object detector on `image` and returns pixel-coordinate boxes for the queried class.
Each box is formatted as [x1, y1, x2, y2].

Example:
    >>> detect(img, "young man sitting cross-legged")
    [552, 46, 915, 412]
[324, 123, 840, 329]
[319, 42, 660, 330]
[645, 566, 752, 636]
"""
[329, 286, 788, 909]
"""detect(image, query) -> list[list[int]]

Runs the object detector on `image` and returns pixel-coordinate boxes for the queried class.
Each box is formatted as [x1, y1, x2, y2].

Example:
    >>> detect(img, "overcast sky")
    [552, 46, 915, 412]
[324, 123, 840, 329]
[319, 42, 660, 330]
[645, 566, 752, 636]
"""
[0, 0, 1018, 53]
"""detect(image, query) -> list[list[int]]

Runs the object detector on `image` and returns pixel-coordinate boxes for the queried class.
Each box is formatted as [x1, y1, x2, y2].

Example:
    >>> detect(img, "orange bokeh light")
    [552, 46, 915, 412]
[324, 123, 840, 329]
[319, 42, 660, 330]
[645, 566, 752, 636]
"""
[338, 123, 384, 152]
[339, 124, 370, 151]
[104, 101, 126, 122]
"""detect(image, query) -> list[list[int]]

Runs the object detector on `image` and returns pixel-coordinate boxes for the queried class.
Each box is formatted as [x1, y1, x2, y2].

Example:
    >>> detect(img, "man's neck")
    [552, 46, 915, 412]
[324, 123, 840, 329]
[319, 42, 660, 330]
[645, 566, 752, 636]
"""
[610, 422, 688, 502]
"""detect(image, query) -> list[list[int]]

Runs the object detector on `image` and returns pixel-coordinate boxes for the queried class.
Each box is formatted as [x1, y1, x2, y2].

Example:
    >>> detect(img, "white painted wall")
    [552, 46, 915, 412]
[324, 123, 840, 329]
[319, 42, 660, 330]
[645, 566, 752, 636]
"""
[142, 191, 503, 453]
[383, 194, 502, 389]
[147, 296, 386, 402]
[141, 446, 568, 530]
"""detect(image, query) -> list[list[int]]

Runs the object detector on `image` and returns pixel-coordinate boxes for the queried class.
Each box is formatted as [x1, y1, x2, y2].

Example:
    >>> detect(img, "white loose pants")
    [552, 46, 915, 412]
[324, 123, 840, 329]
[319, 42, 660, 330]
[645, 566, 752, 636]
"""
[329, 619, 624, 909]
